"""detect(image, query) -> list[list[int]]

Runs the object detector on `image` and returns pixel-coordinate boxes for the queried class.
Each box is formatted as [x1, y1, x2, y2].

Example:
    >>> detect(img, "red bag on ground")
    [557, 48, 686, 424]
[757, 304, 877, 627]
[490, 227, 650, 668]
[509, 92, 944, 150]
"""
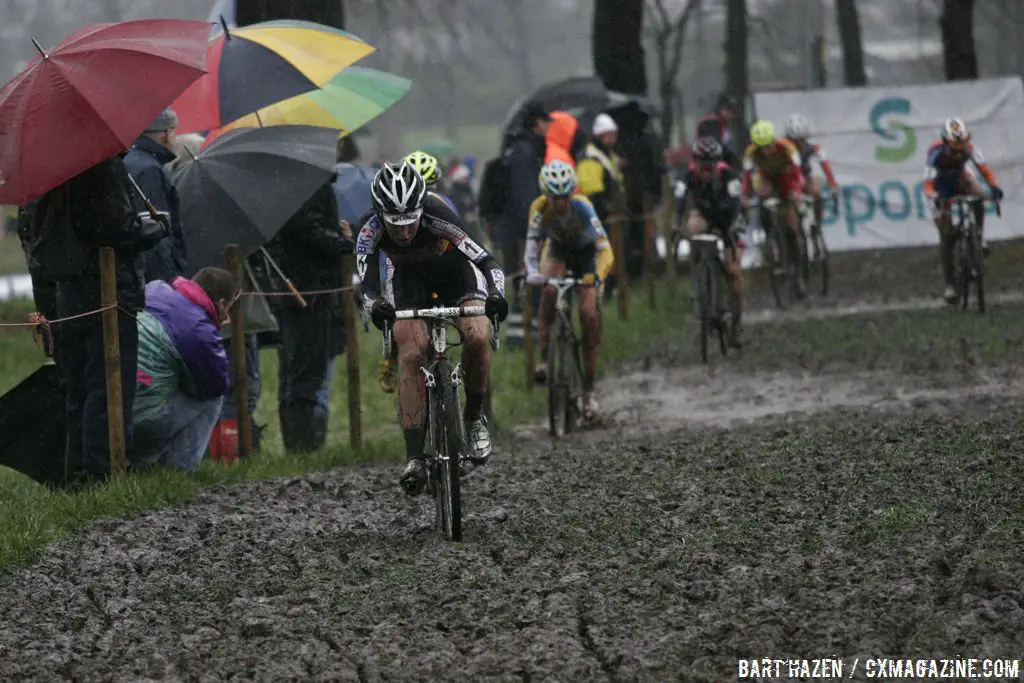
[208, 418, 239, 464]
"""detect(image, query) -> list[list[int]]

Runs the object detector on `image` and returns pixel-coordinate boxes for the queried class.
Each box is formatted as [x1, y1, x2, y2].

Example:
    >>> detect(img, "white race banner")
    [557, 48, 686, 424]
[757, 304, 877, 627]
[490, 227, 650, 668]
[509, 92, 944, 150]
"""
[753, 77, 1024, 250]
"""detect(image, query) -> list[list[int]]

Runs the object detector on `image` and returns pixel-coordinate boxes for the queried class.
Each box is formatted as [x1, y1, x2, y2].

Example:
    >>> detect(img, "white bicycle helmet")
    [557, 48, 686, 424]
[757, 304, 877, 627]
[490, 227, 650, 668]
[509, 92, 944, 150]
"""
[941, 117, 970, 147]
[371, 161, 427, 224]
[784, 113, 811, 139]
[538, 160, 576, 197]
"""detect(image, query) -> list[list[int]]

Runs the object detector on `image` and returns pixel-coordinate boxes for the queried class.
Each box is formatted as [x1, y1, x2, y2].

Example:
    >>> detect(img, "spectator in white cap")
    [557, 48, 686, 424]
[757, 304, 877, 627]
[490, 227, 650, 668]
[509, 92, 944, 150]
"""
[577, 113, 625, 226]
[125, 107, 188, 283]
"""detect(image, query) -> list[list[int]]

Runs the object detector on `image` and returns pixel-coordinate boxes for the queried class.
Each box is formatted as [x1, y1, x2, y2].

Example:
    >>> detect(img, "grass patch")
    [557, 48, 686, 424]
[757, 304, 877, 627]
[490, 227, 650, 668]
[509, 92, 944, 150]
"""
[0, 291, 689, 570]
[0, 235, 27, 278]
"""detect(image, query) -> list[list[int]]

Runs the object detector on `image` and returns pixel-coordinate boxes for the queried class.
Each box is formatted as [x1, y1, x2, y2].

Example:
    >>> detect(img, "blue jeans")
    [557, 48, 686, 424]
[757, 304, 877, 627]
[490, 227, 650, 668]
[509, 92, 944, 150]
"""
[131, 393, 224, 472]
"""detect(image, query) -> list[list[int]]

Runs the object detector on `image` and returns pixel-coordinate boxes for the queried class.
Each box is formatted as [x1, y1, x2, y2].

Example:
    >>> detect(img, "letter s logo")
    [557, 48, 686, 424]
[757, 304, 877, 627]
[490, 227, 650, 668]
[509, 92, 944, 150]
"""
[870, 97, 916, 163]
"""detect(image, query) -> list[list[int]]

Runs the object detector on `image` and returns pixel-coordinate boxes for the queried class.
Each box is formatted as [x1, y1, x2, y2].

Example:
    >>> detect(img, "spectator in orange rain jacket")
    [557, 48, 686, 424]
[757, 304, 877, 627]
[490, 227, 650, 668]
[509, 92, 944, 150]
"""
[546, 111, 580, 168]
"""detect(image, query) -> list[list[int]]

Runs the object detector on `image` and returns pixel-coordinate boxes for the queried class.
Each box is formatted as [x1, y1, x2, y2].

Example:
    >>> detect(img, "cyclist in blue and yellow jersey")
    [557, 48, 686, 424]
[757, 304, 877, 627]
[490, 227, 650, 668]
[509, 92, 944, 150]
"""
[526, 160, 614, 419]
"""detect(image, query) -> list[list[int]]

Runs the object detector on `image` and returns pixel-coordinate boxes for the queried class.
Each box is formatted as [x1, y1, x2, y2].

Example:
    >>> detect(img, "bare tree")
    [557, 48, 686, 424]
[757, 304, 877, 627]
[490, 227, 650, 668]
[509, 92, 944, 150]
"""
[647, 0, 701, 145]
[237, 0, 345, 28]
[593, 0, 648, 95]
[941, 0, 977, 80]
[724, 0, 748, 146]
[835, 0, 867, 86]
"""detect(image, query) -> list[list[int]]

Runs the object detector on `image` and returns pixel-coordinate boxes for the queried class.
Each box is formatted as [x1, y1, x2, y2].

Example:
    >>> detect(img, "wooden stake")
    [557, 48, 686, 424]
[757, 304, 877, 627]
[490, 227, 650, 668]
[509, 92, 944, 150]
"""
[99, 247, 126, 475]
[223, 245, 254, 458]
[610, 191, 629, 320]
[340, 254, 362, 448]
[643, 192, 657, 309]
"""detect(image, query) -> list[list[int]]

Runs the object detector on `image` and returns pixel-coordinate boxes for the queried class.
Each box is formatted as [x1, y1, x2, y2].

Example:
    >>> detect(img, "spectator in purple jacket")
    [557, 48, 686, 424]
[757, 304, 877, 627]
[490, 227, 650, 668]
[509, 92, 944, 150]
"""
[130, 268, 236, 472]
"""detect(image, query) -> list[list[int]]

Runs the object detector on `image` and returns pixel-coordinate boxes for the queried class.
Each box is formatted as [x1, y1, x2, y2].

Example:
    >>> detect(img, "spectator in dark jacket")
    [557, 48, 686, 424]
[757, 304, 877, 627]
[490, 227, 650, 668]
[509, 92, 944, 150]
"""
[125, 107, 188, 282]
[495, 101, 551, 273]
[269, 180, 354, 452]
[26, 154, 162, 488]
[16, 200, 61, 377]
[492, 101, 551, 348]
[131, 268, 234, 472]
[695, 93, 740, 168]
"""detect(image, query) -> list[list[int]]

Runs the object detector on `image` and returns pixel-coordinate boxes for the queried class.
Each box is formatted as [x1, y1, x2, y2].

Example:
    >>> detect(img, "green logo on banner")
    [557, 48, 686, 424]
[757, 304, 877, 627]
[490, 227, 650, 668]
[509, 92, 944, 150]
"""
[870, 97, 917, 163]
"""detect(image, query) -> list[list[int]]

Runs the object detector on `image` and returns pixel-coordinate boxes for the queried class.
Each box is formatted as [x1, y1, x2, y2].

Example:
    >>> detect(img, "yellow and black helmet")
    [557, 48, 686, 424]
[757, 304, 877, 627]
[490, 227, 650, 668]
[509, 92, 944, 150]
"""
[403, 150, 442, 186]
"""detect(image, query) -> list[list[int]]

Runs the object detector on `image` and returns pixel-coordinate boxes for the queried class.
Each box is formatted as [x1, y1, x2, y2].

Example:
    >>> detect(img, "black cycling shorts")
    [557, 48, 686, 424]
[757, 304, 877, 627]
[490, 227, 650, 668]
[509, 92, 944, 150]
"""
[542, 239, 597, 276]
[392, 258, 488, 309]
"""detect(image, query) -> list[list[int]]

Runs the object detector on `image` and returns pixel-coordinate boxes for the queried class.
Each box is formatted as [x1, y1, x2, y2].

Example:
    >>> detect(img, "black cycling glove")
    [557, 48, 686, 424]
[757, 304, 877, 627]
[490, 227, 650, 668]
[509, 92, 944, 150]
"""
[370, 300, 396, 331]
[485, 293, 508, 323]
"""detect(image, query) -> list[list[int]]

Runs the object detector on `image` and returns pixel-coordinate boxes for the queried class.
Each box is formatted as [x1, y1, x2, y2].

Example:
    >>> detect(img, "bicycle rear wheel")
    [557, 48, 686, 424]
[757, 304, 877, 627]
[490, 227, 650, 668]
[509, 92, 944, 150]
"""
[547, 316, 569, 437]
[766, 216, 791, 310]
[430, 360, 463, 541]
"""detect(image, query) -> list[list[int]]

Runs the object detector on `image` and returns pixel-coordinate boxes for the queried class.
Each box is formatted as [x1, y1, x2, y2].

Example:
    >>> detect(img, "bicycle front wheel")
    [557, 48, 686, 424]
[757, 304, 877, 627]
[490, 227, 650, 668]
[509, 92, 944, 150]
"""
[547, 315, 568, 437]
[969, 229, 985, 313]
[693, 259, 713, 363]
[955, 232, 970, 310]
[430, 360, 464, 542]
[813, 226, 830, 297]
[766, 217, 791, 310]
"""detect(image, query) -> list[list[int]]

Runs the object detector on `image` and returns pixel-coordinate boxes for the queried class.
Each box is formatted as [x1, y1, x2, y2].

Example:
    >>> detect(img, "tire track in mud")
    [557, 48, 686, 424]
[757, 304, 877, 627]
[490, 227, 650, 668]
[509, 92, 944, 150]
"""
[4, 244, 1024, 680]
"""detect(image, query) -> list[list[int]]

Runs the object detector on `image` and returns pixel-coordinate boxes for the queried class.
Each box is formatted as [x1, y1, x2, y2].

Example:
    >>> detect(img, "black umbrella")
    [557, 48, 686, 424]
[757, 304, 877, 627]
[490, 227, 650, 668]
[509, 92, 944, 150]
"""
[173, 124, 339, 274]
[501, 76, 658, 145]
[0, 363, 66, 488]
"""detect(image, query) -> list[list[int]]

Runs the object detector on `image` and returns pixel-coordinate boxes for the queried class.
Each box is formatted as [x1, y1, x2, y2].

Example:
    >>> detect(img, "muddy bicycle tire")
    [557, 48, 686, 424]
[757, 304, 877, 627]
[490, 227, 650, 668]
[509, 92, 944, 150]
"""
[429, 359, 463, 542]
[766, 217, 792, 310]
[694, 259, 713, 363]
[547, 316, 569, 438]
[968, 229, 985, 313]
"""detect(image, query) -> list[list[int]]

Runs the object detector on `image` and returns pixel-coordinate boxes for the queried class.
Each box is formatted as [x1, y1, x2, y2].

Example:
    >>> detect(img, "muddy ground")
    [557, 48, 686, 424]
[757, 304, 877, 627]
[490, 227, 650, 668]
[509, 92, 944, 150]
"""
[3, 242, 1024, 682]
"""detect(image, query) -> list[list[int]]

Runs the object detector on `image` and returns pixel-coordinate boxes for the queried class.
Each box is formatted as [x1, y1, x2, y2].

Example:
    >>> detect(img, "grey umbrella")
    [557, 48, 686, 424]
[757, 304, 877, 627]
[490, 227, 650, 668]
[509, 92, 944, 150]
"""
[172, 124, 338, 274]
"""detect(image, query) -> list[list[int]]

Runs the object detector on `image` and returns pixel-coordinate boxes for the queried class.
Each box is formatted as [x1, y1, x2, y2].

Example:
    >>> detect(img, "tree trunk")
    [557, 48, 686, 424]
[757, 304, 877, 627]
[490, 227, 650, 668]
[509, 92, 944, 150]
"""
[835, 0, 866, 86]
[592, 0, 648, 95]
[724, 0, 748, 147]
[660, 80, 675, 146]
[941, 0, 977, 80]
[237, 0, 345, 28]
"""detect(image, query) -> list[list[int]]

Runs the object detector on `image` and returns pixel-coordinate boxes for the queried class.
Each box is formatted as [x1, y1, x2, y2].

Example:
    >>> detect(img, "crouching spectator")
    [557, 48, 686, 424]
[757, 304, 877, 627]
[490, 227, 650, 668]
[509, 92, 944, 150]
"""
[130, 268, 235, 472]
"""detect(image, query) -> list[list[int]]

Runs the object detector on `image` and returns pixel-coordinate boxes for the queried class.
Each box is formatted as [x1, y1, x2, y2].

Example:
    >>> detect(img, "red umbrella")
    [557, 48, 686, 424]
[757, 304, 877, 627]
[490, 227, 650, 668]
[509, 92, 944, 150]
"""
[0, 19, 211, 206]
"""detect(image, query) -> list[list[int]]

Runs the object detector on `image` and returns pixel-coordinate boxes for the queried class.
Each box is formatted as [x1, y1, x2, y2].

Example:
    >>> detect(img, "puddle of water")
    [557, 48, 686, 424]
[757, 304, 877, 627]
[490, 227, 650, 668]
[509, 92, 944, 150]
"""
[745, 292, 1024, 325]
[597, 367, 1023, 432]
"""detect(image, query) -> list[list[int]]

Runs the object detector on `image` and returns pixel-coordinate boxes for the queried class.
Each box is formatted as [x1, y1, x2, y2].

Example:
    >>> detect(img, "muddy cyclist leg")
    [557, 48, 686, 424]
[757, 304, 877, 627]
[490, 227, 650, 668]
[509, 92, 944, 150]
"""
[537, 257, 565, 353]
[458, 312, 491, 420]
[395, 319, 430, 493]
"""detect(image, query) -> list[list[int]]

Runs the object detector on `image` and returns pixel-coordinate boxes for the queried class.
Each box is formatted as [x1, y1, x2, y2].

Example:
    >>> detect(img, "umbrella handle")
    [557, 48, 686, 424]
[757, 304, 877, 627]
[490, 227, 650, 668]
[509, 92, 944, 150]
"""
[284, 278, 308, 308]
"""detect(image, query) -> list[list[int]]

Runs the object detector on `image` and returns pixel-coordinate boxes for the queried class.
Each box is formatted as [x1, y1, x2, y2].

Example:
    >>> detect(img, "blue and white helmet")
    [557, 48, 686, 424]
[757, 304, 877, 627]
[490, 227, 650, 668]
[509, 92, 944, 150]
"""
[538, 160, 577, 197]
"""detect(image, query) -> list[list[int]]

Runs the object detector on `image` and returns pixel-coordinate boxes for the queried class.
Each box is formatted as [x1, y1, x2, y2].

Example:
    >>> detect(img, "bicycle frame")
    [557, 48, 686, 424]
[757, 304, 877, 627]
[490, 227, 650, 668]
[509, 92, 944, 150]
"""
[381, 304, 499, 541]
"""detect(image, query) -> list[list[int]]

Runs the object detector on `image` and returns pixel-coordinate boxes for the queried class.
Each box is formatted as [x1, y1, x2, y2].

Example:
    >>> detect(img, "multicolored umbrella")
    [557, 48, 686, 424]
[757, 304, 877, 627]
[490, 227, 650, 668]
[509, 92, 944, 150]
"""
[213, 66, 411, 138]
[0, 19, 210, 205]
[170, 20, 375, 134]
